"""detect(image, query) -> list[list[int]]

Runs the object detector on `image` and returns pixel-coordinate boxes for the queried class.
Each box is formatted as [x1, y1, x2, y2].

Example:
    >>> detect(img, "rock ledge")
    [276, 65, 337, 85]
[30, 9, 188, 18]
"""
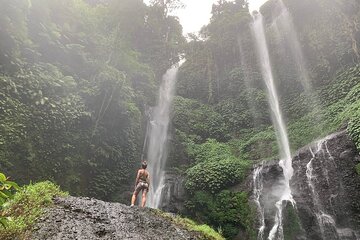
[31, 196, 203, 240]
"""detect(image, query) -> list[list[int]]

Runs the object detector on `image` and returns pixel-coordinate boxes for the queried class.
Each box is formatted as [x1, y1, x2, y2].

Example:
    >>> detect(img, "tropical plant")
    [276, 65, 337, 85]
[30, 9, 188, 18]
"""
[0, 173, 19, 228]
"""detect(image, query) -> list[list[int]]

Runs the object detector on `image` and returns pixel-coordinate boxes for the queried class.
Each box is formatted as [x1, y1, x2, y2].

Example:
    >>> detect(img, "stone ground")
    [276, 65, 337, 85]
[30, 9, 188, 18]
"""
[31, 196, 203, 240]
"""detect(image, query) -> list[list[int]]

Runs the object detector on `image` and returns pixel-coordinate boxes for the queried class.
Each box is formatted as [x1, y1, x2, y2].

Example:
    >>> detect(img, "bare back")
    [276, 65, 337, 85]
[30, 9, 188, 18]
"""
[138, 169, 149, 183]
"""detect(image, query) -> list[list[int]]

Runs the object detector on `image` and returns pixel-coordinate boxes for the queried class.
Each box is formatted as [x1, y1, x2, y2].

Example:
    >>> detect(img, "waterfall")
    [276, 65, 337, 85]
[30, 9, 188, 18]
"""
[273, 0, 322, 118]
[253, 165, 266, 240]
[275, 0, 312, 91]
[306, 136, 341, 240]
[251, 12, 294, 239]
[145, 62, 182, 209]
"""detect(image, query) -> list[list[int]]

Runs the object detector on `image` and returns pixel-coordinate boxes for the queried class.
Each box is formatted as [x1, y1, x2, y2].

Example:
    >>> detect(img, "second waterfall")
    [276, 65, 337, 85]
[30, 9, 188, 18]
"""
[144, 62, 182, 209]
[251, 12, 295, 240]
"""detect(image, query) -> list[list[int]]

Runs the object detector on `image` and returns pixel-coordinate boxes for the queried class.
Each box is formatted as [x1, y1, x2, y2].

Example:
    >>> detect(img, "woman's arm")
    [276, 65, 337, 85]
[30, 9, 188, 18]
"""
[134, 170, 140, 187]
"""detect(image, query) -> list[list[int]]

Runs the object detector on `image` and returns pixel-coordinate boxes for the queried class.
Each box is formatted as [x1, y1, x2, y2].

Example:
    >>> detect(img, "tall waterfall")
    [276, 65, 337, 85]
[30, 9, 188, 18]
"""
[274, 0, 325, 132]
[145, 63, 182, 209]
[251, 13, 294, 239]
[274, 0, 312, 91]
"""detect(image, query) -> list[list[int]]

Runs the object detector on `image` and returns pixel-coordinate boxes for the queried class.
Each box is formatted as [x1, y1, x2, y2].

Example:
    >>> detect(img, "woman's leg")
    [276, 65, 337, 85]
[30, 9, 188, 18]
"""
[141, 190, 147, 207]
[131, 189, 138, 206]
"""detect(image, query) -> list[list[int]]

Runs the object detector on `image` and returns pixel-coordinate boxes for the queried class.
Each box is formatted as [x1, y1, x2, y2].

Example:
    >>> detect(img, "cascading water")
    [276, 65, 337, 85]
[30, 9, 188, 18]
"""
[273, 0, 322, 119]
[306, 136, 341, 239]
[253, 165, 266, 240]
[145, 62, 182, 209]
[274, 0, 312, 91]
[251, 12, 295, 239]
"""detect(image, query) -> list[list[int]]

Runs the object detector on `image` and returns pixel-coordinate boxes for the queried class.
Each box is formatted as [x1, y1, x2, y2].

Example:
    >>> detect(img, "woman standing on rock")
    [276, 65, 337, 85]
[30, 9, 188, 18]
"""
[131, 161, 150, 207]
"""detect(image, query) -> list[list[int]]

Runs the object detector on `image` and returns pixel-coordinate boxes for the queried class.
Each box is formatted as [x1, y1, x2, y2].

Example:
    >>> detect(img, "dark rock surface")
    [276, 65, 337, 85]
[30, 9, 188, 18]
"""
[158, 172, 187, 213]
[251, 131, 360, 240]
[291, 131, 360, 240]
[31, 196, 202, 240]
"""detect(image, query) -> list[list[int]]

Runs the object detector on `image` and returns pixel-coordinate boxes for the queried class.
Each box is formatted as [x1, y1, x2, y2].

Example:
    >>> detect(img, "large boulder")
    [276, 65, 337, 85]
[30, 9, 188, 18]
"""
[31, 196, 208, 240]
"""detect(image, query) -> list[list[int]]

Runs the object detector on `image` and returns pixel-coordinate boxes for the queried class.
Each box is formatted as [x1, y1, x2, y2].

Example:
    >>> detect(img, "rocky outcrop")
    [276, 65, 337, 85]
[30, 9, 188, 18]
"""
[31, 196, 205, 240]
[158, 172, 187, 213]
[291, 131, 360, 240]
[252, 131, 360, 240]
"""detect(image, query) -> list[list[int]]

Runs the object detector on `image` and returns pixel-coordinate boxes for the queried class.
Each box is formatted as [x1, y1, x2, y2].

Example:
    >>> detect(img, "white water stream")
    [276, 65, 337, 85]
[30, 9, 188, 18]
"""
[306, 136, 340, 239]
[253, 165, 266, 240]
[251, 12, 295, 240]
[145, 62, 182, 208]
[274, 0, 312, 91]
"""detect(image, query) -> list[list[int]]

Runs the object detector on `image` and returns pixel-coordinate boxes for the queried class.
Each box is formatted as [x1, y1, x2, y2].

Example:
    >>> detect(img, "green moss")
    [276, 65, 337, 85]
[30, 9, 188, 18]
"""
[185, 191, 256, 239]
[283, 204, 302, 240]
[346, 100, 360, 150]
[185, 158, 250, 193]
[153, 209, 225, 240]
[355, 163, 360, 176]
[236, 128, 278, 160]
[0, 181, 67, 240]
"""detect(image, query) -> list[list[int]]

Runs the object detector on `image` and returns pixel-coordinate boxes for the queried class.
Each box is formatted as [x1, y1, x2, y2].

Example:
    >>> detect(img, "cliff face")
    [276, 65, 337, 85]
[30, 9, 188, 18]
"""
[31, 196, 205, 240]
[127, 130, 360, 240]
[158, 172, 187, 213]
[254, 131, 360, 240]
[291, 131, 360, 240]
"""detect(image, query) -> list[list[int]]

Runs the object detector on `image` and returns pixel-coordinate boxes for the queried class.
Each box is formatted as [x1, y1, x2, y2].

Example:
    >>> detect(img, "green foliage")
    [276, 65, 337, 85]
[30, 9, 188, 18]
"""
[154, 209, 225, 240]
[355, 163, 360, 175]
[185, 138, 250, 193]
[185, 191, 255, 239]
[186, 139, 233, 164]
[173, 97, 230, 142]
[0, 63, 89, 192]
[0, 0, 184, 202]
[0, 173, 19, 228]
[283, 204, 302, 240]
[0, 181, 67, 240]
[345, 82, 360, 150]
[278, 65, 360, 153]
[185, 158, 249, 193]
[214, 90, 271, 134]
[235, 129, 277, 160]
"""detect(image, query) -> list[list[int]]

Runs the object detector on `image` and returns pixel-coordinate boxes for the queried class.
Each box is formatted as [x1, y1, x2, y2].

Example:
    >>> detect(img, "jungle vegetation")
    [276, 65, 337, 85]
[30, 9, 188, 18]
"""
[0, 0, 359, 239]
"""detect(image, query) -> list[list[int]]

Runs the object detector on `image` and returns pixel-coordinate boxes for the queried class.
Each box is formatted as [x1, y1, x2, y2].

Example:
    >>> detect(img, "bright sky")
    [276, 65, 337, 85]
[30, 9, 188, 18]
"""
[147, 0, 269, 34]
[144, 0, 267, 34]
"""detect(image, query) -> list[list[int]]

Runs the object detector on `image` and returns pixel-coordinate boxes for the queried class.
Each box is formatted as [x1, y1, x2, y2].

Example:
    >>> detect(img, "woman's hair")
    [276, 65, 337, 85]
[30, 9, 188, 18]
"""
[141, 161, 147, 169]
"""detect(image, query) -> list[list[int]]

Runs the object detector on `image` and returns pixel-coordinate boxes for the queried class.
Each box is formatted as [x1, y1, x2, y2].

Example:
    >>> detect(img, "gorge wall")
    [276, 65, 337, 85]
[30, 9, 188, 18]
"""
[162, 130, 360, 240]
[254, 131, 360, 240]
[291, 131, 360, 240]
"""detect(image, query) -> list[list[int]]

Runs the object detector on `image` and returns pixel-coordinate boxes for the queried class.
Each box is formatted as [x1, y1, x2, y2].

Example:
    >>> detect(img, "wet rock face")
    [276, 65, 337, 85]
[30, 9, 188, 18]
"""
[252, 131, 360, 240]
[291, 131, 360, 240]
[253, 161, 288, 238]
[158, 172, 186, 213]
[31, 196, 201, 240]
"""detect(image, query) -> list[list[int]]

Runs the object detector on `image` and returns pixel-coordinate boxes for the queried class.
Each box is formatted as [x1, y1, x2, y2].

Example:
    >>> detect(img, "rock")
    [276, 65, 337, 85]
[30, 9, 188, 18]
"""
[31, 196, 205, 240]
[290, 131, 360, 240]
[250, 131, 360, 240]
[158, 172, 187, 213]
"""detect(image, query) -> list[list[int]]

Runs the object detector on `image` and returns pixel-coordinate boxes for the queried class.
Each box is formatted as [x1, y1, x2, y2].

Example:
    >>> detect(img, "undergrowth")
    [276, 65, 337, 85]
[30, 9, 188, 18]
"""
[356, 163, 360, 176]
[153, 209, 225, 240]
[0, 181, 67, 240]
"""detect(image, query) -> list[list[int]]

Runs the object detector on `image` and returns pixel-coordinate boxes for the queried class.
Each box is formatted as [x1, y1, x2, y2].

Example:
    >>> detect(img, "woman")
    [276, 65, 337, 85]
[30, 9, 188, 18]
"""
[131, 161, 150, 207]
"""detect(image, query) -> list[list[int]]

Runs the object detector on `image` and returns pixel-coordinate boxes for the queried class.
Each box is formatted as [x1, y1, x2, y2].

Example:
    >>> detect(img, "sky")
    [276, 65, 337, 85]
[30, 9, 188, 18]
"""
[163, 0, 269, 34]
